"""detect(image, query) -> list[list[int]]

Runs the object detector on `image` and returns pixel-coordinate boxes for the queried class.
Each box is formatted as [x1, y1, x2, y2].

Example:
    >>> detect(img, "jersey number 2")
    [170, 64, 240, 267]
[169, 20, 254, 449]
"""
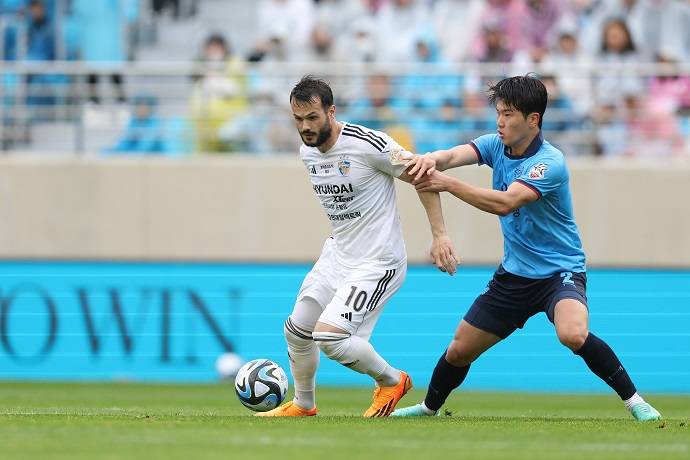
[560, 272, 574, 286]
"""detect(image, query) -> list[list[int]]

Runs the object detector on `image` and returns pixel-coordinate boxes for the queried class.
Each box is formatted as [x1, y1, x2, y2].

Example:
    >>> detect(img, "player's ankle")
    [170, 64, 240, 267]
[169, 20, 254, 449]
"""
[623, 393, 645, 410]
[375, 366, 402, 387]
[420, 402, 438, 415]
[293, 399, 316, 411]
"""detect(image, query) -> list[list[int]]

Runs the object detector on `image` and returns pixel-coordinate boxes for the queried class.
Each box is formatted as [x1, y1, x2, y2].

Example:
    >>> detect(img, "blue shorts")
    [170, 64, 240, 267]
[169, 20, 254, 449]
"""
[464, 265, 588, 339]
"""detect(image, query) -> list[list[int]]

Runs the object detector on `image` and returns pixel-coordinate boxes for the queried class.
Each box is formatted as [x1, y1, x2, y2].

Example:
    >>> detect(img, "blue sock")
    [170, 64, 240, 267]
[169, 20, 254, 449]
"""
[574, 332, 637, 400]
[423, 350, 471, 411]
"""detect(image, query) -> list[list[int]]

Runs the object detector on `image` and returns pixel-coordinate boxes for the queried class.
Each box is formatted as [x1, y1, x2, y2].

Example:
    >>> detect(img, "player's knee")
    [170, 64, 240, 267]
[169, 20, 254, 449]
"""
[284, 317, 314, 349]
[557, 325, 588, 351]
[312, 331, 350, 361]
[445, 340, 477, 367]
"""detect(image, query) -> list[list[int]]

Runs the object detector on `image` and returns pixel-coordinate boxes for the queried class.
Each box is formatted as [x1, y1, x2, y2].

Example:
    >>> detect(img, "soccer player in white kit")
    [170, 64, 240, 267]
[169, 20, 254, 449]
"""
[256, 76, 458, 417]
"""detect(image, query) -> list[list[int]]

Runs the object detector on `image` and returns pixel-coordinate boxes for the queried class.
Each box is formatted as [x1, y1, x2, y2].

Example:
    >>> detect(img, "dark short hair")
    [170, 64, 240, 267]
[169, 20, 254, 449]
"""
[487, 74, 547, 128]
[205, 33, 229, 51]
[289, 75, 334, 110]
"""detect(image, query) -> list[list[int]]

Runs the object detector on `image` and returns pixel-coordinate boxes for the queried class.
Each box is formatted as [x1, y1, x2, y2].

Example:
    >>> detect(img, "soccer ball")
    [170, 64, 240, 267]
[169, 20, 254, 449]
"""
[234, 358, 288, 412]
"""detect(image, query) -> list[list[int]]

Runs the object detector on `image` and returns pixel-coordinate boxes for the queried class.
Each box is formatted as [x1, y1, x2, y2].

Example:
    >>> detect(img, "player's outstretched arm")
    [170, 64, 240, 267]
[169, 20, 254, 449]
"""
[414, 172, 538, 216]
[398, 172, 458, 275]
[405, 144, 480, 181]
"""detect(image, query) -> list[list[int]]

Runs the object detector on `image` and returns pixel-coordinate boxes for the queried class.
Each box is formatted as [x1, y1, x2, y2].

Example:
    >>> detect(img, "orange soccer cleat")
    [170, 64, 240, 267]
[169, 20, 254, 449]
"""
[254, 401, 318, 417]
[363, 371, 413, 417]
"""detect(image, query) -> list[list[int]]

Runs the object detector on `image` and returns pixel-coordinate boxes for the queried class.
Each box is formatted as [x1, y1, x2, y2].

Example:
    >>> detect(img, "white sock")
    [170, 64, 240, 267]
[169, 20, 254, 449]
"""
[374, 362, 403, 388]
[420, 401, 437, 415]
[623, 393, 645, 410]
[313, 332, 401, 387]
[284, 319, 319, 410]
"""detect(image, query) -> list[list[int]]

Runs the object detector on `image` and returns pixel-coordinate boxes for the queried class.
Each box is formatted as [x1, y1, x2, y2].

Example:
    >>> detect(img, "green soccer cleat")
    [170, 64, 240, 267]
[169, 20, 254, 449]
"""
[630, 402, 662, 421]
[390, 403, 438, 417]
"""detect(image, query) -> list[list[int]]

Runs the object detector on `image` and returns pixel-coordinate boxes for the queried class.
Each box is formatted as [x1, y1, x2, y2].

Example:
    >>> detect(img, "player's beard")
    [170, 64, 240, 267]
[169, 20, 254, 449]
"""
[301, 119, 332, 147]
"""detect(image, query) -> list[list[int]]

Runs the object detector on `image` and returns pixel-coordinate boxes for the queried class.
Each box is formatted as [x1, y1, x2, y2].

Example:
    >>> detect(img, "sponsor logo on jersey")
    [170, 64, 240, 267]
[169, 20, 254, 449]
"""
[528, 163, 547, 180]
[313, 183, 354, 194]
[338, 159, 351, 176]
[327, 211, 361, 221]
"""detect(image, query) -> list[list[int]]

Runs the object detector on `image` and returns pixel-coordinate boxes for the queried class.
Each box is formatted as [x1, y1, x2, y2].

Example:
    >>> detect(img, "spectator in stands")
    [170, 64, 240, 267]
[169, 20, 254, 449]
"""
[631, 53, 688, 157]
[247, 24, 292, 63]
[473, 0, 527, 58]
[71, 0, 132, 105]
[592, 0, 664, 57]
[541, 74, 583, 154]
[593, 103, 628, 156]
[457, 89, 495, 135]
[335, 17, 378, 63]
[302, 23, 338, 62]
[542, 75, 578, 132]
[511, 43, 550, 76]
[375, 0, 430, 62]
[596, 90, 684, 158]
[359, 0, 386, 14]
[190, 33, 248, 153]
[398, 33, 462, 110]
[475, 19, 513, 63]
[151, 0, 180, 19]
[595, 19, 644, 107]
[622, 93, 685, 157]
[255, 0, 314, 59]
[658, 0, 690, 63]
[409, 99, 463, 154]
[522, 0, 563, 49]
[106, 94, 164, 153]
[348, 73, 405, 130]
[24, 0, 64, 113]
[313, 0, 369, 39]
[432, 0, 483, 62]
[347, 72, 415, 149]
[541, 29, 594, 117]
[218, 87, 299, 154]
[555, 0, 606, 55]
[647, 53, 690, 116]
[26, 0, 54, 61]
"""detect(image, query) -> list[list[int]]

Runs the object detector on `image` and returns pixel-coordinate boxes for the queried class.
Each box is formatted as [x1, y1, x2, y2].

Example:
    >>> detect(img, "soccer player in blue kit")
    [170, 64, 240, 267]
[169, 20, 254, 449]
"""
[392, 75, 661, 421]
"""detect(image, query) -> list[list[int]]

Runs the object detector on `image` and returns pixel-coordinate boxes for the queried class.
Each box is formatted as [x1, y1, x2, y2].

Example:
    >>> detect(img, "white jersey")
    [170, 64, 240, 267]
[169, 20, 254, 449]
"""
[300, 122, 408, 269]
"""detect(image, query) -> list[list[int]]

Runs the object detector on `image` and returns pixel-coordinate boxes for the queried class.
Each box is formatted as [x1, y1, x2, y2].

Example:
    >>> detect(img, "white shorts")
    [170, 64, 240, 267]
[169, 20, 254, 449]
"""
[290, 238, 406, 340]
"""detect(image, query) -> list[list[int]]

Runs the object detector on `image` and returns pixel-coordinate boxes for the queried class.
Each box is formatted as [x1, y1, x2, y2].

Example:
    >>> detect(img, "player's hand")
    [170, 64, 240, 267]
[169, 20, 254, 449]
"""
[414, 170, 451, 193]
[406, 153, 437, 181]
[430, 234, 459, 276]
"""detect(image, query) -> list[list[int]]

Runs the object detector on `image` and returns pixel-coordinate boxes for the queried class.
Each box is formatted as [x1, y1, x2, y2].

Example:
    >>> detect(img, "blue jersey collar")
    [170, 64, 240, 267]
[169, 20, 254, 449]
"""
[504, 131, 543, 160]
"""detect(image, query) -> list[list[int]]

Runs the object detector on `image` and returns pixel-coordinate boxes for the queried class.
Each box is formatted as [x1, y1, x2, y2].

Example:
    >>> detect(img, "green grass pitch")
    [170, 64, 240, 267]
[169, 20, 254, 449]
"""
[0, 382, 688, 460]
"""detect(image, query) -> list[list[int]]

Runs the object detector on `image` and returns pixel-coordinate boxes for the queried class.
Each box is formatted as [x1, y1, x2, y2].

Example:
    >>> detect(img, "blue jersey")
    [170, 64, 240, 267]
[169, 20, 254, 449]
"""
[471, 132, 586, 278]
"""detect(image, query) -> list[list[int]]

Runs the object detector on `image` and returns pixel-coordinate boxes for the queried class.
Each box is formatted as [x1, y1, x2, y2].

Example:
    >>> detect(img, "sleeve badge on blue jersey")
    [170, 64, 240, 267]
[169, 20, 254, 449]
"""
[528, 163, 548, 180]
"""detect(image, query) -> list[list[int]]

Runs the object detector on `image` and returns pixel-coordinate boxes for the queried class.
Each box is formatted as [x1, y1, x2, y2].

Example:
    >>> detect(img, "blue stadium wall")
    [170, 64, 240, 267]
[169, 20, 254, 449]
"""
[0, 262, 688, 393]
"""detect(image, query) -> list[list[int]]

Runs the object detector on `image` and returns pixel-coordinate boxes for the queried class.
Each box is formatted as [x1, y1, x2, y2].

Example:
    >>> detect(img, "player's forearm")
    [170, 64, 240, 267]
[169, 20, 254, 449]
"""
[428, 150, 454, 171]
[430, 144, 478, 171]
[446, 178, 513, 216]
[417, 191, 448, 238]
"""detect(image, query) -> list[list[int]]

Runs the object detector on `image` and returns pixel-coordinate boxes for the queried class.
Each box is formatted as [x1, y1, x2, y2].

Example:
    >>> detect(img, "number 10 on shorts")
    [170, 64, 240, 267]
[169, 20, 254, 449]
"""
[345, 286, 369, 312]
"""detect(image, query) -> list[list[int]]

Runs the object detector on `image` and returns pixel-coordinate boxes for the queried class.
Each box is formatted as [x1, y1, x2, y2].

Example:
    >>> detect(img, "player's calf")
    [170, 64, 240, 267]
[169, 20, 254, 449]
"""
[284, 316, 319, 411]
